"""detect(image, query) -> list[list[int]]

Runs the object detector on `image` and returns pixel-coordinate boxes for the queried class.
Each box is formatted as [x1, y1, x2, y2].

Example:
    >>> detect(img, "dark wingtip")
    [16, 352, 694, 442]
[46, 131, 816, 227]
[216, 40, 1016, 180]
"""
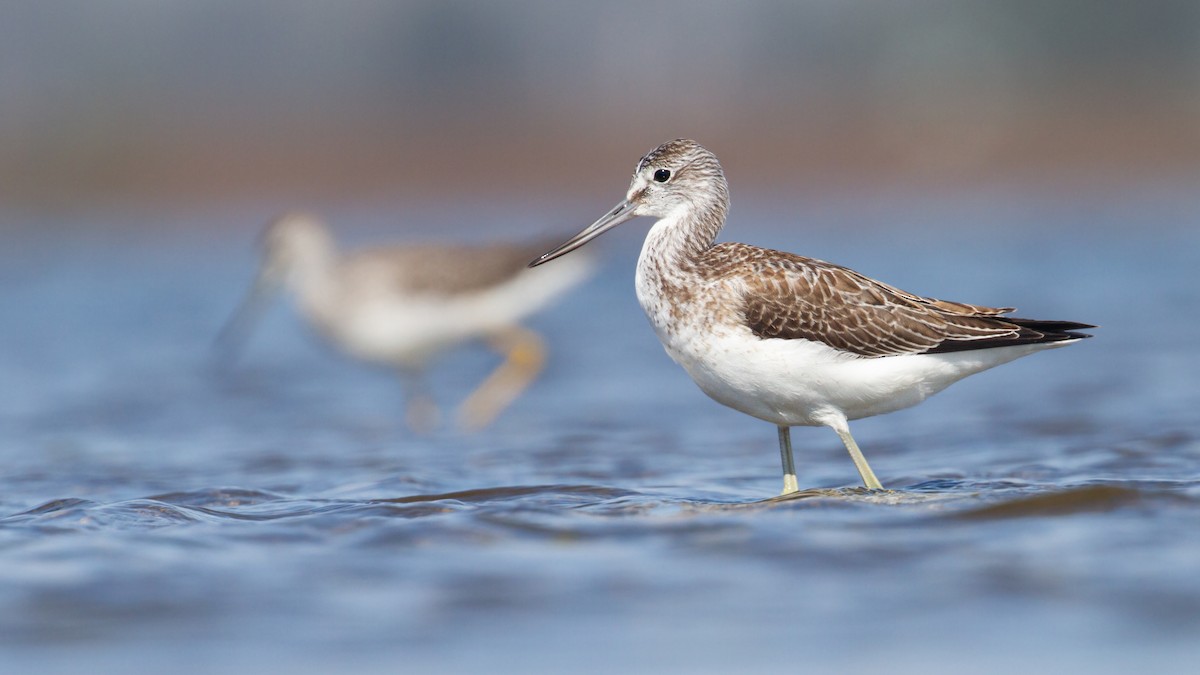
[1009, 319, 1096, 333]
[924, 317, 1095, 354]
[1007, 318, 1096, 342]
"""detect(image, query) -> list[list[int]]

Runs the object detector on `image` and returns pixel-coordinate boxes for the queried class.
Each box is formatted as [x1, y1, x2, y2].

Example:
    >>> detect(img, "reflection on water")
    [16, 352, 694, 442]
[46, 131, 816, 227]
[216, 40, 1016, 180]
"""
[1, 190, 1199, 673]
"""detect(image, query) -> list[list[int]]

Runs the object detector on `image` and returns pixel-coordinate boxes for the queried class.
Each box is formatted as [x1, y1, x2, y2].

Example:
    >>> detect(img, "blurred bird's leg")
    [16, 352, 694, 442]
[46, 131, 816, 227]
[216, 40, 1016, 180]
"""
[401, 371, 441, 434]
[457, 325, 546, 431]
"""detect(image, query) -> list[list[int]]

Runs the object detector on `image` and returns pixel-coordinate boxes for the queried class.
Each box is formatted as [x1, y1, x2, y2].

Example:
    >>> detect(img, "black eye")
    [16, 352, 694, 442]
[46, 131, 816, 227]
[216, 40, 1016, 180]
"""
[653, 169, 671, 183]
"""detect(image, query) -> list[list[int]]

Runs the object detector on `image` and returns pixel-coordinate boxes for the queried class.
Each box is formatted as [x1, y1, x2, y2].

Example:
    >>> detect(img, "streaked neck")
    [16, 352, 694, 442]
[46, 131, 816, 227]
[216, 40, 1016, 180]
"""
[640, 198, 728, 266]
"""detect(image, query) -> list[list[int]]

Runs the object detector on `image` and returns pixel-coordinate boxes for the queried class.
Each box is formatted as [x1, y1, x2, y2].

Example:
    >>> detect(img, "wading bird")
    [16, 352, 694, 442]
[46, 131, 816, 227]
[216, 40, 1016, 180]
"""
[531, 139, 1091, 494]
[220, 213, 593, 431]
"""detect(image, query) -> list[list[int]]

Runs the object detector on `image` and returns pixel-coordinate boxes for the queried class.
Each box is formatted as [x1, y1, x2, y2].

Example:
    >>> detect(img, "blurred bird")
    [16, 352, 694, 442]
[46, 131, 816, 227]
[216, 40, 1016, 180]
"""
[531, 139, 1093, 494]
[218, 212, 594, 431]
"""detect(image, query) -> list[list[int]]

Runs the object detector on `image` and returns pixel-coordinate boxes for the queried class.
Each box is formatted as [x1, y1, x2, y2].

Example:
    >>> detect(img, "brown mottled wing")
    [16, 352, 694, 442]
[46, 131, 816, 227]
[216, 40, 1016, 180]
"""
[703, 243, 1090, 358]
[349, 238, 558, 296]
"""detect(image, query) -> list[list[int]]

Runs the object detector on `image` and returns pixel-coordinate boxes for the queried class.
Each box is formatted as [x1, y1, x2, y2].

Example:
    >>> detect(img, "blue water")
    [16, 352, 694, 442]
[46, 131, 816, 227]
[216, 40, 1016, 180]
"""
[1, 184, 1199, 673]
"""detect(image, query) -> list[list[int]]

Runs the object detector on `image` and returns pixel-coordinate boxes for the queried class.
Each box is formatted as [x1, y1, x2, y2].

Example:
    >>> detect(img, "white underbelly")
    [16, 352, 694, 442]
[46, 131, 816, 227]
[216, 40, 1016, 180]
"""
[660, 328, 1063, 427]
[311, 257, 590, 368]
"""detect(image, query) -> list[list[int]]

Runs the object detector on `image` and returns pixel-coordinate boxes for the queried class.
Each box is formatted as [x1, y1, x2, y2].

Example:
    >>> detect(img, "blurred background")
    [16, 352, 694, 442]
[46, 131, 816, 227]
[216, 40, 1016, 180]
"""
[2, 0, 1198, 213]
[2, 3, 1200, 674]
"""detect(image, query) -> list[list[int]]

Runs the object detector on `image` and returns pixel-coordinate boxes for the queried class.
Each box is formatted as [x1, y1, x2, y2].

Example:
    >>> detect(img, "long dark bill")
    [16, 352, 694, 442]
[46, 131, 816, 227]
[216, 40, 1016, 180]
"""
[529, 199, 638, 267]
[212, 269, 279, 361]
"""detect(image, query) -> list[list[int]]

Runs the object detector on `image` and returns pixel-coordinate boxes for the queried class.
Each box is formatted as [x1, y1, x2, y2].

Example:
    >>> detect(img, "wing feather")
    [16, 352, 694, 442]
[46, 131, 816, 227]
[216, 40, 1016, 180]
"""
[699, 243, 1091, 358]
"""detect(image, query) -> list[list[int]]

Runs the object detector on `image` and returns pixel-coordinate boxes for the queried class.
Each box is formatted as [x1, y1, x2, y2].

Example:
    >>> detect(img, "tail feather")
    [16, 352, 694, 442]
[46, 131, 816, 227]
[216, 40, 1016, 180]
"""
[1005, 318, 1096, 335]
[925, 317, 1094, 354]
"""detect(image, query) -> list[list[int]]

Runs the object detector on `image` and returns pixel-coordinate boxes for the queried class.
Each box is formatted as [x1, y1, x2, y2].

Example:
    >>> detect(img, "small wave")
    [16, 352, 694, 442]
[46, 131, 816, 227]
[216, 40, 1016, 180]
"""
[948, 483, 1143, 520]
[4, 479, 1191, 533]
[2, 497, 209, 530]
[146, 487, 290, 507]
[0, 484, 644, 532]
[372, 484, 637, 507]
[679, 478, 1199, 516]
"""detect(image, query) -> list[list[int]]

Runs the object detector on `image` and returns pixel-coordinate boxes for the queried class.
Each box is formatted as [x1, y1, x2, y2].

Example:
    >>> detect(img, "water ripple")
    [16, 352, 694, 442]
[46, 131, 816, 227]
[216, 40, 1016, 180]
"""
[3, 478, 1195, 536]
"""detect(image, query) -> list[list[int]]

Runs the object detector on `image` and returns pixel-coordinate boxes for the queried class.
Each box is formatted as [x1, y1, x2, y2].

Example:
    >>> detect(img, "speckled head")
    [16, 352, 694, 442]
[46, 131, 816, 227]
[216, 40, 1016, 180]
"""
[627, 139, 727, 219]
[260, 212, 336, 282]
[216, 212, 335, 357]
[530, 139, 729, 267]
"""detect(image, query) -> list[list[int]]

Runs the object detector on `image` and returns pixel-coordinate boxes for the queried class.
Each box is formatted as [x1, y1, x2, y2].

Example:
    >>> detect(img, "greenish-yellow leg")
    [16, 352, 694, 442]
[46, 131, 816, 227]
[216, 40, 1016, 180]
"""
[834, 426, 883, 490]
[457, 325, 546, 431]
[777, 426, 799, 495]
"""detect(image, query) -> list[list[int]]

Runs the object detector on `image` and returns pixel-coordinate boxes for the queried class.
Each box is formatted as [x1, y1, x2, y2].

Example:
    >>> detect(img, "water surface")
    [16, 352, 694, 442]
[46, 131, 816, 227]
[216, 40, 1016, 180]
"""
[1, 187, 1198, 673]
